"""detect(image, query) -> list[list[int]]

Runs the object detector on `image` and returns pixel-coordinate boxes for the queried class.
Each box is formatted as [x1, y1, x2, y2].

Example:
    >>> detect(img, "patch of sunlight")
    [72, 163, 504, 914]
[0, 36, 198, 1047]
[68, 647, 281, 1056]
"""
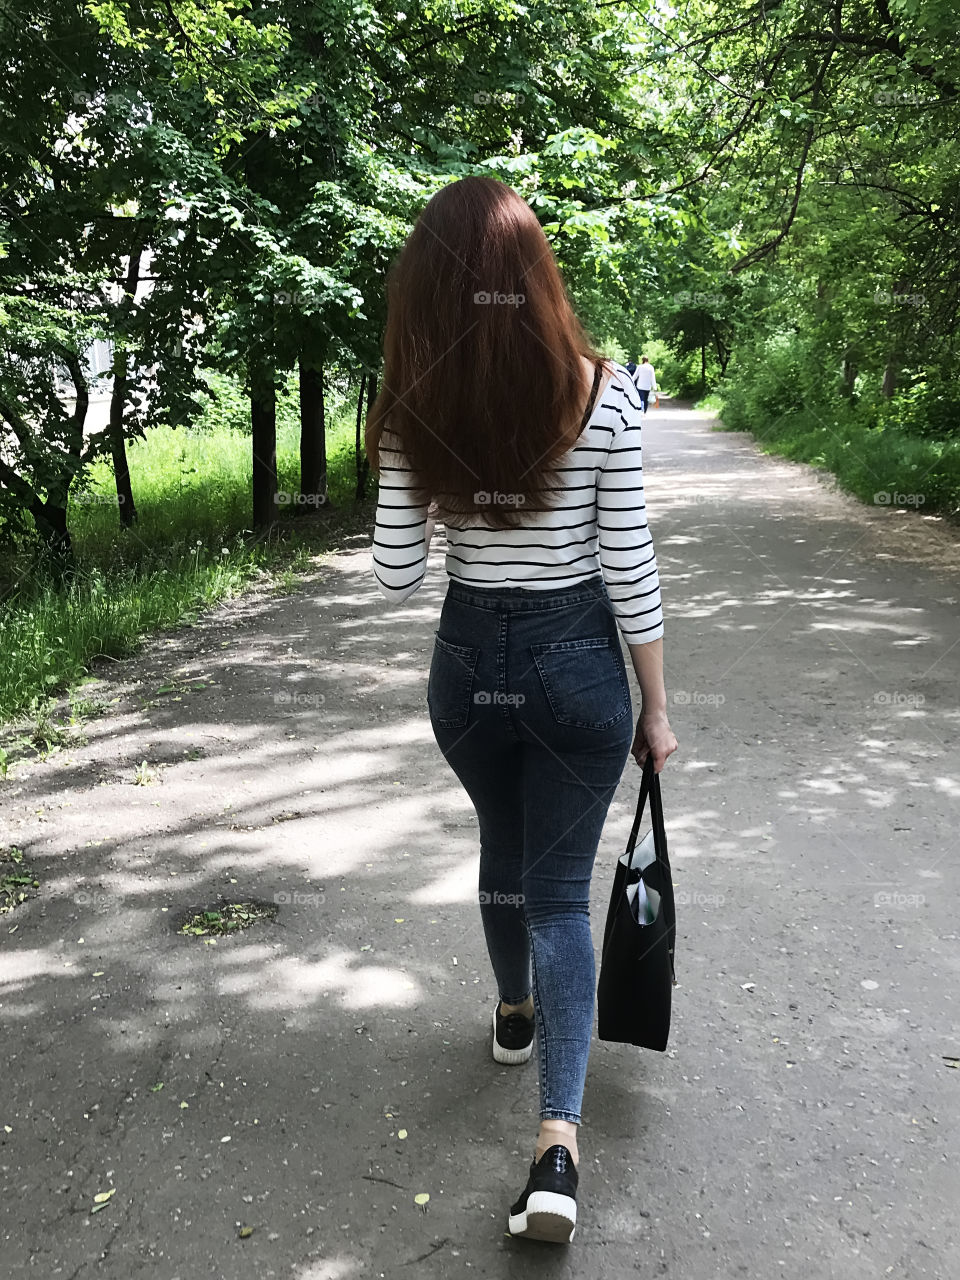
[0, 947, 69, 991]
[294, 1256, 363, 1280]
[802, 779, 846, 794]
[858, 789, 894, 808]
[659, 811, 723, 835]
[807, 619, 921, 636]
[409, 857, 477, 904]
[0, 1002, 43, 1019]
[219, 950, 423, 1010]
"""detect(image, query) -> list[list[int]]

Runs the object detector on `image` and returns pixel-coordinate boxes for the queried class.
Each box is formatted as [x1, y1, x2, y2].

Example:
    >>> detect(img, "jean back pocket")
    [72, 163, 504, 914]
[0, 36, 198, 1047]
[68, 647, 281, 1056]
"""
[427, 633, 480, 728]
[531, 636, 630, 730]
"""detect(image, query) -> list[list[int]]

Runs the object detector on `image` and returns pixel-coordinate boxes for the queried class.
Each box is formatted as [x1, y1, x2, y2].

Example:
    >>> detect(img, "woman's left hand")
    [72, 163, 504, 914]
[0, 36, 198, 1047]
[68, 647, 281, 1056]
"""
[632, 710, 678, 773]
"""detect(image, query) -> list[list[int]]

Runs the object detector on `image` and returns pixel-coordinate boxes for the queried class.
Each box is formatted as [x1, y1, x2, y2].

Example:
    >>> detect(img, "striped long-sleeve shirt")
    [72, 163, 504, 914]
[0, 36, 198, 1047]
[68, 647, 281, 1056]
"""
[371, 362, 664, 643]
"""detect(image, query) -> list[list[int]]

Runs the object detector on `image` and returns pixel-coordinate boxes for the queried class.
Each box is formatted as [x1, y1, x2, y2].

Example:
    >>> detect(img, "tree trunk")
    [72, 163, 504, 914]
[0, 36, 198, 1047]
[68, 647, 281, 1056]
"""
[45, 341, 87, 574]
[713, 325, 731, 378]
[242, 133, 278, 529]
[299, 357, 327, 507]
[701, 340, 707, 389]
[108, 347, 137, 526]
[841, 348, 857, 399]
[30, 497, 72, 573]
[882, 360, 898, 399]
[251, 361, 278, 528]
[107, 237, 145, 526]
[355, 372, 371, 502]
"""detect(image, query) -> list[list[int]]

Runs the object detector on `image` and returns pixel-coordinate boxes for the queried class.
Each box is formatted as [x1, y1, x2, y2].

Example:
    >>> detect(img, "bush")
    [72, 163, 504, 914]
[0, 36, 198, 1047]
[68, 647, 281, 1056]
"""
[635, 339, 705, 399]
[712, 334, 960, 519]
[880, 377, 960, 439]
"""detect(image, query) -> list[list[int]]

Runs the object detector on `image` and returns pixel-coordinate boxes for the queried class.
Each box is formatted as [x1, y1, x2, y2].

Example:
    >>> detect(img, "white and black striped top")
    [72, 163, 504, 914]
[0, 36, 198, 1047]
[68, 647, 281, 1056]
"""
[371, 361, 664, 643]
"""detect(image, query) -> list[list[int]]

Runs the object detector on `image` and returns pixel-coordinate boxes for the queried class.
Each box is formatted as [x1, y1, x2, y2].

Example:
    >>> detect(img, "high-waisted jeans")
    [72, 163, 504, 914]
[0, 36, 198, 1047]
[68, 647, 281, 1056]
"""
[427, 574, 634, 1123]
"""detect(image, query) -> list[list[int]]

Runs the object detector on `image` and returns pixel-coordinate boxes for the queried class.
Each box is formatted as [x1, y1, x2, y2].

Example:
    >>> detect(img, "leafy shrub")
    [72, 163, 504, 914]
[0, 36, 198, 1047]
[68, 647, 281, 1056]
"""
[711, 334, 960, 518]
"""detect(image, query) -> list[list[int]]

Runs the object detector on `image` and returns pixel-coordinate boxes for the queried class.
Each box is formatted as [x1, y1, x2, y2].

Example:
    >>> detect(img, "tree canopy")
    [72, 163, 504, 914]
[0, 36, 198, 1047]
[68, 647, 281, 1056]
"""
[2, 0, 958, 564]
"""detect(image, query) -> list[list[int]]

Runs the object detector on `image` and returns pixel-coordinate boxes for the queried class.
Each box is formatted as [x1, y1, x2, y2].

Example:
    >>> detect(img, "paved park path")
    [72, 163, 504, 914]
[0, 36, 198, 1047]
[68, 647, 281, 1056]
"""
[2, 404, 958, 1279]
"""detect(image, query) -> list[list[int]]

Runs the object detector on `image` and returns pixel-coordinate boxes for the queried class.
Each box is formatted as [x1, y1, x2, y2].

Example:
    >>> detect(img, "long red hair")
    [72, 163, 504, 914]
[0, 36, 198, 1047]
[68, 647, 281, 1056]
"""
[365, 175, 608, 529]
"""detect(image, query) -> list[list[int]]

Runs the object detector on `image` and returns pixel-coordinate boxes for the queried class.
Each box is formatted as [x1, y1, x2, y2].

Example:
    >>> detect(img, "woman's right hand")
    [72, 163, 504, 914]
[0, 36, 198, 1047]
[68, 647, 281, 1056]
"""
[631, 709, 678, 773]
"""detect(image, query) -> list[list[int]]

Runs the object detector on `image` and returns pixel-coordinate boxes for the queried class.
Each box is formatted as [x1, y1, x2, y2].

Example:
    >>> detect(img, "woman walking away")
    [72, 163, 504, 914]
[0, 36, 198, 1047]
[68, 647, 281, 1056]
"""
[632, 355, 658, 414]
[367, 175, 678, 1244]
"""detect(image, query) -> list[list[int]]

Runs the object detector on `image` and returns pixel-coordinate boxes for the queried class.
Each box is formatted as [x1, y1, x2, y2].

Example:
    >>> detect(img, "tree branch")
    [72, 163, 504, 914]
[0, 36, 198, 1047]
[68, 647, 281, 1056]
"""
[731, 40, 838, 272]
[0, 450, 40, 508]
[51, 342, 89, 447]
[792, 29, 899, 54]
[0, 393, 37, 458]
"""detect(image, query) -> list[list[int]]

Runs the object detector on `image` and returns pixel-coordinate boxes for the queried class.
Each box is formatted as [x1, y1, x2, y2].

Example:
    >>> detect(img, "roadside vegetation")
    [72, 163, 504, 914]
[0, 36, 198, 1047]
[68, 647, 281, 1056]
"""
[0, 387, 368, 727]
[4, 1, 958, 732]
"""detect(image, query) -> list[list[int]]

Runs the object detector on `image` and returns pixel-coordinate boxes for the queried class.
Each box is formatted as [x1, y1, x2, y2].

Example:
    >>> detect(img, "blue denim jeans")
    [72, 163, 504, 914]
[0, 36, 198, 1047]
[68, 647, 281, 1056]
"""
[427, 575, 634, 1123]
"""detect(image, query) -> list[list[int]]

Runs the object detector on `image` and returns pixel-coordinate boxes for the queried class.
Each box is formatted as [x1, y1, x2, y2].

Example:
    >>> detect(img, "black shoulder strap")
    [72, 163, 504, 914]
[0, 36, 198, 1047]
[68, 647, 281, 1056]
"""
[578, 360, 603, 431]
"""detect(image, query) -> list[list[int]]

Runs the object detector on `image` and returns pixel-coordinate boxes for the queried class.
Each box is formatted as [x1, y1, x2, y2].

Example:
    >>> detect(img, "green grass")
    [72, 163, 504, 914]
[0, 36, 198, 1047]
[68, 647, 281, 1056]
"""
[0, 410, 372, 728]
[694, 391, 724, 414]
[709, 392, 960, 519]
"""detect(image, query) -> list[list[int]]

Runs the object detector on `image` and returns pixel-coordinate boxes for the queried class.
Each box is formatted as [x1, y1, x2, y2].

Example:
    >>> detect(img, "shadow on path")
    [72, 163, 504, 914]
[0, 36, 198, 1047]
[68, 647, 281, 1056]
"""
[1, 404, 958, 1279]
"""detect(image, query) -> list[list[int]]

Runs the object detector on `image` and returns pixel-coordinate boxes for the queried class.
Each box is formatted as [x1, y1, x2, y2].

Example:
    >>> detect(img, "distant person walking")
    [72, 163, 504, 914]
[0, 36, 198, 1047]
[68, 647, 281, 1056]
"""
[367, 175, 677, 1245]
[631, 355, 658, 415]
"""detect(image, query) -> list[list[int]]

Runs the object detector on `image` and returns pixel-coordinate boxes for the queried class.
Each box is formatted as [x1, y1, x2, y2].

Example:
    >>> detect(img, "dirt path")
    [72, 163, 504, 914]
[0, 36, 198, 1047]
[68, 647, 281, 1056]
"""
[2, 404, 958, 1278]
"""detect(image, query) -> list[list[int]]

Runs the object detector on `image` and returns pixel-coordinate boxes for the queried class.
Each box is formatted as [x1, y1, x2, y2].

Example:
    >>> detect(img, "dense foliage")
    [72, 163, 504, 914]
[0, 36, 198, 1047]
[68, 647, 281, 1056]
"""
[1, 0, 958, 718]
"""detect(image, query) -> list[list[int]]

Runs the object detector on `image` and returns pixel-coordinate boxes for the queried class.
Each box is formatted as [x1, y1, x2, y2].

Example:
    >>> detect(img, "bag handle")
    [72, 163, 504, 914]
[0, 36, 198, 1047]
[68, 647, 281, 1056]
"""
[626, 755, 666, 859]
[627, 755, 677, 982]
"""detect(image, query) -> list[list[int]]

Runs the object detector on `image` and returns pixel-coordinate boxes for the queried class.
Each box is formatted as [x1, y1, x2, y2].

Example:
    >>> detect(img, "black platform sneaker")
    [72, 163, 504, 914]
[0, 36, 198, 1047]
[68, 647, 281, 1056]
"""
[507, 1144, 578, 1243]
[492, 1001, 535, 1064]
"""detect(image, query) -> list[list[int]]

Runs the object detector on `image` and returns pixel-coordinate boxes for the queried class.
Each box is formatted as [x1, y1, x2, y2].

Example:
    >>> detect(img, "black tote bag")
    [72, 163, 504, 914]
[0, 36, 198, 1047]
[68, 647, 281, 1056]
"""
[597, 756, 677, 1050]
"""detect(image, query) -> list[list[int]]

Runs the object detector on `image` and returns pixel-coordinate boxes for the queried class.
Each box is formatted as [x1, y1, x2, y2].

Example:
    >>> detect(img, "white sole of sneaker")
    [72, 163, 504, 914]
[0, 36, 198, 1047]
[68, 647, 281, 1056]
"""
[492, 1006, 534, 1064]
[508, 1190, 577, 1243]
